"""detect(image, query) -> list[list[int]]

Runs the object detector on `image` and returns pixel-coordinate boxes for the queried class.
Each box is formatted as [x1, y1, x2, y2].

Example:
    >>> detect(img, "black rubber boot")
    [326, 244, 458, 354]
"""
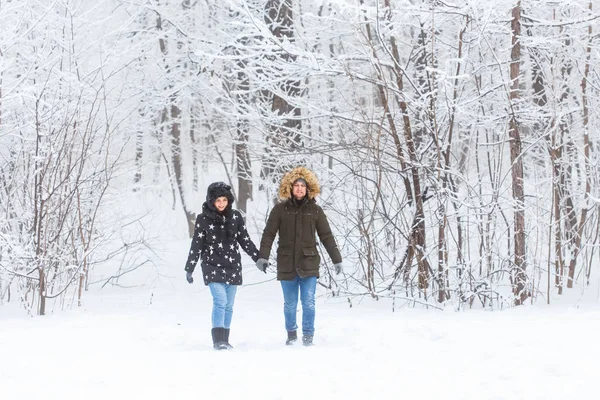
[302, 335, 314, 347]
[285, 330, 298, 346]
[223, 328, 233, 349]
[211, 328, 228, 350]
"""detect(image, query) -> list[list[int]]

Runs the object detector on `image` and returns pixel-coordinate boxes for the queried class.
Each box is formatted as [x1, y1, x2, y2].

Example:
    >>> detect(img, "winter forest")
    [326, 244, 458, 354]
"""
[1, 0, 600, 316]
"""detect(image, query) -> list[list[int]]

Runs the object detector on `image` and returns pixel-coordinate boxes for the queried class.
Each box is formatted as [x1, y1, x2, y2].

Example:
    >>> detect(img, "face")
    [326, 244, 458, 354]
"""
[292, 182, 307, 200]
[214, 196, 228, 212]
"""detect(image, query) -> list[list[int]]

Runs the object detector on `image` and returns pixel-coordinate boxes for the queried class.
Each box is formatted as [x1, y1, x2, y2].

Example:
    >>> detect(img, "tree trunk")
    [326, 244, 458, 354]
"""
[235, 46, 253, 213]
[236, 123, 252, 213]
[374, 0, 430, 291]
[509, 2, 528, 305]
[190, 106, 199, 192]
[170, 103, 195, 237]
[157, 11, 195, 237]
[134, 108, 144, 188]
[567, 1, 594, 288]
[382, 0, 414, 203]
[262, 0, 302, 184]
[434, 16, 469, 303]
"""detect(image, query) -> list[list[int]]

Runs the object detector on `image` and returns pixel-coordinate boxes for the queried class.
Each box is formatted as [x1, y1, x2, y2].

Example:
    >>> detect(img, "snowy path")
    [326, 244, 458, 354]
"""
[1, 275, 599, 400]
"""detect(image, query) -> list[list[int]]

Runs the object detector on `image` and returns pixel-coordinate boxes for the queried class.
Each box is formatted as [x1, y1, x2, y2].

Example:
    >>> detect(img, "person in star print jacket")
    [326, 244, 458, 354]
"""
[184, 182, 259, 350]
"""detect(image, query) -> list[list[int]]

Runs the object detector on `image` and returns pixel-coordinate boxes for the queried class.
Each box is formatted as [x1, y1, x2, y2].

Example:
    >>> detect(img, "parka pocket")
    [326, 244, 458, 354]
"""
[302, 247, 320, 271]
[302, 248, 317, 257]
[276, 248, 294, 272]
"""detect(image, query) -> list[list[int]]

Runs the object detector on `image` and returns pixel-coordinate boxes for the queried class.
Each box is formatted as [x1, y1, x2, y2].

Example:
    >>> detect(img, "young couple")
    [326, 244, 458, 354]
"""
[183, 167, 344, 350]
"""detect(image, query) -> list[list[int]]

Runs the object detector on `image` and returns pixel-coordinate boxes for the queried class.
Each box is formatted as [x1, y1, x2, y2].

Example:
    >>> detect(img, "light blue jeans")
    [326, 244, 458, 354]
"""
[208, 282, 237, 329]
[280, 276, 317, 337]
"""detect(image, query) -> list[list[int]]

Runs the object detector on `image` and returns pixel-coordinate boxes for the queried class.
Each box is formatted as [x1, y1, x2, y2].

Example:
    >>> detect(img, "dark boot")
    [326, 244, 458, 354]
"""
[223, 328, 233, 349]
[302, 335, 314, 347]
[285, 330, 298, 346]
[211, 328, 228, 350]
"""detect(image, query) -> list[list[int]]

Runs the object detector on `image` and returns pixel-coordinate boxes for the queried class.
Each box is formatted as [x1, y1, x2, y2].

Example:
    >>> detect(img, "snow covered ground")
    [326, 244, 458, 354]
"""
[2, 259, 600, 400]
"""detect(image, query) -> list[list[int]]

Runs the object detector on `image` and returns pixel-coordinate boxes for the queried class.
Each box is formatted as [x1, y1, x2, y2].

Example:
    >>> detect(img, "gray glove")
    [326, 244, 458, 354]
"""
[256, 258, 269, 273]
[333, 262, 343, 275]
[186, 271, 194, 284]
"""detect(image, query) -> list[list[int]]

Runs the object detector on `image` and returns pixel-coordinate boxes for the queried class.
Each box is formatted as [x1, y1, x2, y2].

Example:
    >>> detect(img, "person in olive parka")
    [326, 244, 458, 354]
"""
[184, 182, 259, 350]
[256, 167, 343, 346]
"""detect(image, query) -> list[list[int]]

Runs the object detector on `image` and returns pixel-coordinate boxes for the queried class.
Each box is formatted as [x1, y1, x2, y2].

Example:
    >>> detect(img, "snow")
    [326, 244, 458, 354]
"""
[2, 261, 600, 400]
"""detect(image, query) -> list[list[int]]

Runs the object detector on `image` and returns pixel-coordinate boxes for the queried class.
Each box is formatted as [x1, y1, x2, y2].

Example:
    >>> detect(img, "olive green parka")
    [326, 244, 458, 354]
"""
[259, 167, 342, 280]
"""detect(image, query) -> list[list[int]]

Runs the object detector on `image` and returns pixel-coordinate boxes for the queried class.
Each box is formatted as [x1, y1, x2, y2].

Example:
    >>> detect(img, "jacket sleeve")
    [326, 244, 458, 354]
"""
[315, 206, 342, 264]
[259, 203, 282, 260]
[184, 215, 206, 273]
[235, 210, 260, 262]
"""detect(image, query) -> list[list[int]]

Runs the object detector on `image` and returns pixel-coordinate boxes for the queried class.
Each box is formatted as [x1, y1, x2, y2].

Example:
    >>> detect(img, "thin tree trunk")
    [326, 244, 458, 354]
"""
[34, 96, 47, 316]
[371, 0, 430, 291]
[134, 108, 144, 188]
[567, 1, 593, 287]
[555, 24, 577, 288]
[509, 1, 528, 305]
[236, 125, 252, 213]
[235, 48, 252, 213]
[382, 0, 414, 203]
[76, 189, 87, 307]
[170, 102, 195, 237]
[358, 209, 376, 295]
[152, 108, 167, 184]
[527, 29, 555, 294]
[156, 11, 195, 237]
[551, 136, 565, 293]
[190, 106, 199, 192]
[434, 17, 468, 303]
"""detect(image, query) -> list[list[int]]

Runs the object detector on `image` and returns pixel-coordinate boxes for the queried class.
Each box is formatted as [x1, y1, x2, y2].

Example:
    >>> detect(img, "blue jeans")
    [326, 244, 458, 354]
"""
[280, 276, 317, 337]
[208, 282, 237, 329]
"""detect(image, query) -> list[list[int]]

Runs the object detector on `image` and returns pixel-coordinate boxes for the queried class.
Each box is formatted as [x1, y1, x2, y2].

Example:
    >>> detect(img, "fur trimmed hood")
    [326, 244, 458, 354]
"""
[278, 167, 321, 201]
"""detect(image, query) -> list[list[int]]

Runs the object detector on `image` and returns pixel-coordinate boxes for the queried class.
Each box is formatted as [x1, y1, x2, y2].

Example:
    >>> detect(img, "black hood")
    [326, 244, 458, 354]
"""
[206, 182, 234, 214]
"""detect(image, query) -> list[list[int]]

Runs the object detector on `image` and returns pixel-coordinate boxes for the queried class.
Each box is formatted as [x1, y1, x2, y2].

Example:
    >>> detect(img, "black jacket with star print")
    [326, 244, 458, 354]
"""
[184, 202, 259, 285]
